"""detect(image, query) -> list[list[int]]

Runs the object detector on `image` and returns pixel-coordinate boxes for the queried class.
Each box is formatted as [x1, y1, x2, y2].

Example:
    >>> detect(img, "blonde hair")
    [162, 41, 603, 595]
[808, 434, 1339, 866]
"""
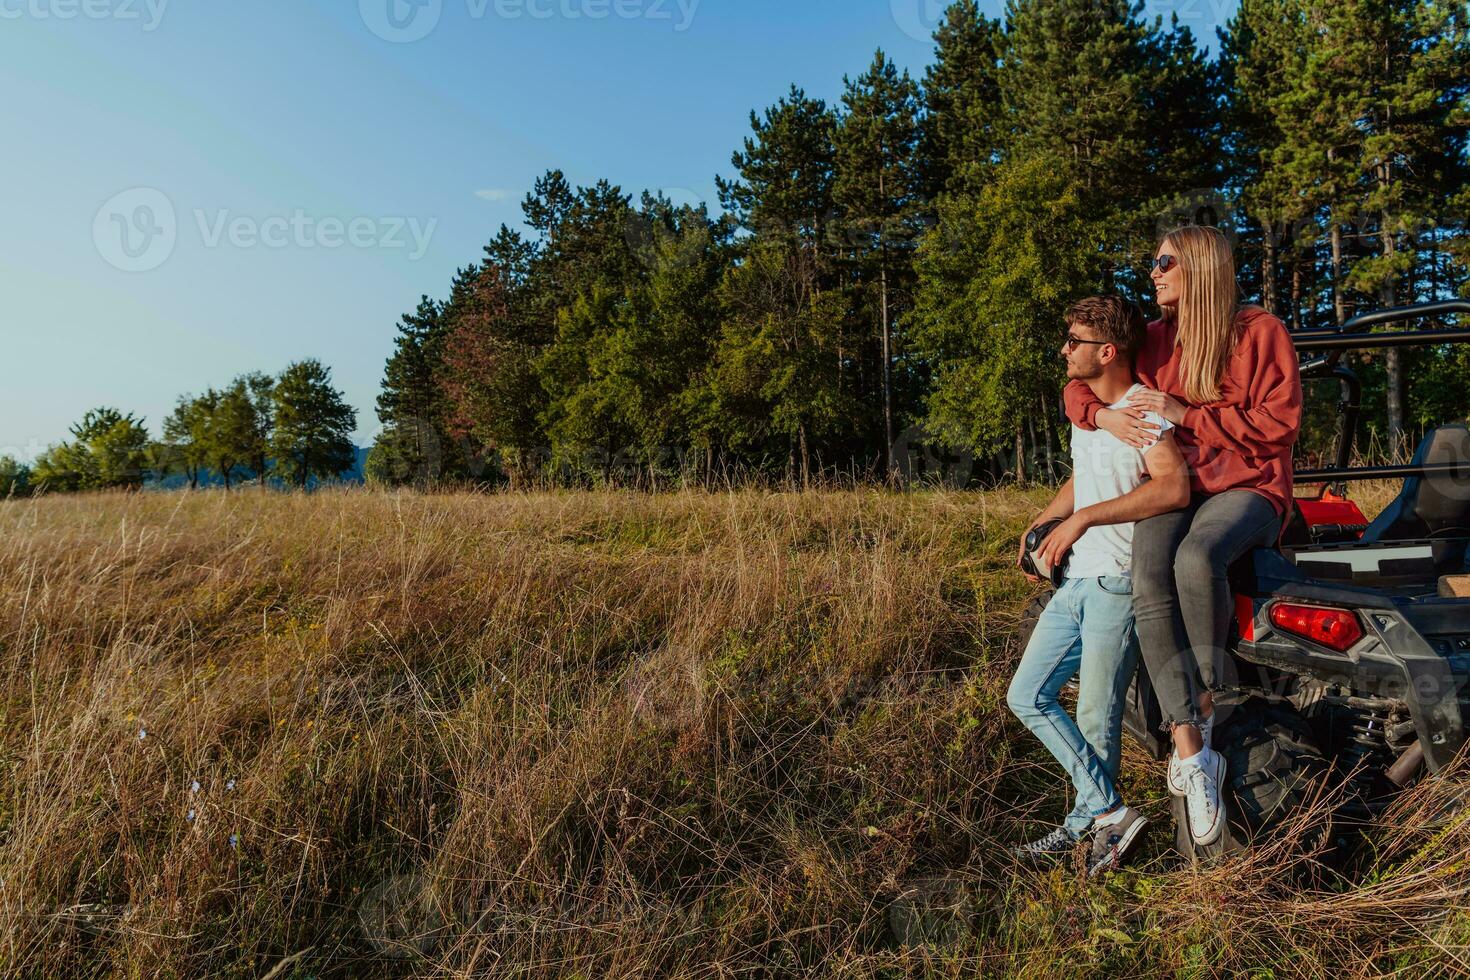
[1158, 225, 1240, 403]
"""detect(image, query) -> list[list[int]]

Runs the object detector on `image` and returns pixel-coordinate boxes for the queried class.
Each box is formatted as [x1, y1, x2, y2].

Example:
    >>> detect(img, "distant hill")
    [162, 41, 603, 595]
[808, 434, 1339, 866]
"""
[147, 445, 368, 490]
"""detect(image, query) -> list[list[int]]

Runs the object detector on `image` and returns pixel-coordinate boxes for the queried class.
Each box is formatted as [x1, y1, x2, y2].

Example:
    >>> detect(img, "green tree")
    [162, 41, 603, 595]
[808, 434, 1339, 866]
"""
[705, 241, 854, 485]
[717, 86, 839, 251]
[270, 360, 358, 489]
[201, 380, 263, 490]
[1219, 0, 1313, 321]
[160, 393, 211, 489]
[240, 371, 276, 484]
[537, 283, 636, 481]
[438, 262, 540, 485]
[627, 195, 727, 472]
[835, 50, 927, 477]
[998, 0, 1220, 278]
[715, 86, 863, 480]
[1251, 0, 1470, 447]
[1329, 0, 1470, 449]
[911, 154, 1098, 476]
[375, 296, 452, 485]
[0, 455, 30, 497]
[919, 0, 1005, 196]
[32, 408, 151, 491]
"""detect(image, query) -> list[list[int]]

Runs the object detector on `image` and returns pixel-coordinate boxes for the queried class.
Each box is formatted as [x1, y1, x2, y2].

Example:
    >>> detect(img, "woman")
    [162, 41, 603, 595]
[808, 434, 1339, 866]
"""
[1063, 225, 1302, 847]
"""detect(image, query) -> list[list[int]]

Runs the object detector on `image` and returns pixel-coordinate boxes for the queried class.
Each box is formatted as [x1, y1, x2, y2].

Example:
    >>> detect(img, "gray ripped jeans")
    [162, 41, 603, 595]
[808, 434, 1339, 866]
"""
[1132, 490, 1282, 730]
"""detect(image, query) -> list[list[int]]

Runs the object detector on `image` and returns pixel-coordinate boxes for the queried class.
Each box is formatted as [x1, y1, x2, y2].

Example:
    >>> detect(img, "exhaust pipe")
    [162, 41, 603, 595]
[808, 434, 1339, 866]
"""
[1386, 741, 1425, 787]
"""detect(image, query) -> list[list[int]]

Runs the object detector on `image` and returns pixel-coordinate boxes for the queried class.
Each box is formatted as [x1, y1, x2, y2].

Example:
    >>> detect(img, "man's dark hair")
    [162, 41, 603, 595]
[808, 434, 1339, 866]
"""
[1065, 295, 1146, 360]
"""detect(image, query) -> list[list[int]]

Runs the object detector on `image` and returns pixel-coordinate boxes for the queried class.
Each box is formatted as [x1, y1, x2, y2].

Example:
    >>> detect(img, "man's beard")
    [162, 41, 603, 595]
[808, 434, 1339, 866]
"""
[1067, 359, 1103, 381]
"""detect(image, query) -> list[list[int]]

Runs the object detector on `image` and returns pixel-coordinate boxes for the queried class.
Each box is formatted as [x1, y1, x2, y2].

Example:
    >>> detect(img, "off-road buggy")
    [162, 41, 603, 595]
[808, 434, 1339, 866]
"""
[1019, 299, 1470, 862]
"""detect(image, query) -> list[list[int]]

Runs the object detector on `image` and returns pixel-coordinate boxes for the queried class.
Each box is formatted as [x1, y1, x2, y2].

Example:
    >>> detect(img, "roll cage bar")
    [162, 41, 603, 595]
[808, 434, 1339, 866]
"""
[1292, 300, 1470, 486]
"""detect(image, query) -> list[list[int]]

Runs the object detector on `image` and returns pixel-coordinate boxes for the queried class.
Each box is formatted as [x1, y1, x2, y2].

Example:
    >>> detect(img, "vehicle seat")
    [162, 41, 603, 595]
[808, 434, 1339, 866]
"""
[1359, 423, 1470, 543]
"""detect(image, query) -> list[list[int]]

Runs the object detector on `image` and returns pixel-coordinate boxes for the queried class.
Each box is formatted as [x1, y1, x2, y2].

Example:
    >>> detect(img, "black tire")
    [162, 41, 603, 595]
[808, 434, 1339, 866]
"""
[1016, 593, 1051, 655]
[1174, 697, 1330, 865]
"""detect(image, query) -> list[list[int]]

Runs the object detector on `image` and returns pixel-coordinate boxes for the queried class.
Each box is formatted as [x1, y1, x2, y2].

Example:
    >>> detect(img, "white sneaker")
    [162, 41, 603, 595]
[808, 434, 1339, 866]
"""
[1183, 749, 1227, 846]
[1167, 712, 1215, 798]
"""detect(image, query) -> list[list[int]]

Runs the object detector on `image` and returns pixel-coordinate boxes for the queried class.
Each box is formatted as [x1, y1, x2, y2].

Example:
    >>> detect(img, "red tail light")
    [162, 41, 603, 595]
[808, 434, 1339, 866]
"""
[1233, 593, 1255, 641]
[1269, 602, 1364, 652]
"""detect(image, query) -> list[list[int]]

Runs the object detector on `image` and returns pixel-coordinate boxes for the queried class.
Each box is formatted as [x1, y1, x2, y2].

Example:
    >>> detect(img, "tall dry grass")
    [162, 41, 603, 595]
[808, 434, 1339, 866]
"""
[0, 487, 1464, 978]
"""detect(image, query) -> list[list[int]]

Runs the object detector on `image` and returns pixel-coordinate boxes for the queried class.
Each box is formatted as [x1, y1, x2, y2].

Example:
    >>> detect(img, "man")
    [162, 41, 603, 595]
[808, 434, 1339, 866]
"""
[1007, 295, 1190, 876]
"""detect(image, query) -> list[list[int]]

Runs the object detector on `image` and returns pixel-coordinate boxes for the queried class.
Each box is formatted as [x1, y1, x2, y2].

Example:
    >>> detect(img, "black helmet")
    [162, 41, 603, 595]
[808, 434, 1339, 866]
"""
[1019, 518, 1070, 589]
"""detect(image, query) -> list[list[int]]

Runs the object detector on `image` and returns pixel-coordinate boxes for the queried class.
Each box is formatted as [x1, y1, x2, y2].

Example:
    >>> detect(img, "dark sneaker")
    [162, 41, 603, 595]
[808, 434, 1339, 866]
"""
[1011, 826, 1079, 862]
[1086, 807, 1148, 877]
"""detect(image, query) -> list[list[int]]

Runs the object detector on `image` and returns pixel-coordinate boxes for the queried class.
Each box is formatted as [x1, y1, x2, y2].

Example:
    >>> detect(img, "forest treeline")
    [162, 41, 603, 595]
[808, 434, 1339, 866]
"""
[0, 360, 358, 496]
[369, 0, 1470, 490]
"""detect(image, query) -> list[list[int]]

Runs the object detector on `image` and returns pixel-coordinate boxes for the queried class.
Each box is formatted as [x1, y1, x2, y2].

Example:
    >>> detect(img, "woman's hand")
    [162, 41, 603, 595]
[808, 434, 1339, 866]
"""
[1127, 388, 1188, 426]
[1096, 407, 1162, 449]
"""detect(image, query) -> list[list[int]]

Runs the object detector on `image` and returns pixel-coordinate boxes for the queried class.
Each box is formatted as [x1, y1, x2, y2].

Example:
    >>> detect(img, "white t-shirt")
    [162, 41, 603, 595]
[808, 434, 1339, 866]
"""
[1066, 382, 1173, 579]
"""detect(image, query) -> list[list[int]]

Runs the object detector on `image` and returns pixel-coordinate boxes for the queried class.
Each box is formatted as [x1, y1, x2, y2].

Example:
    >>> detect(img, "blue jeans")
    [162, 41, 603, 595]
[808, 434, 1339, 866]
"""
[1007, 575, 1140, 838]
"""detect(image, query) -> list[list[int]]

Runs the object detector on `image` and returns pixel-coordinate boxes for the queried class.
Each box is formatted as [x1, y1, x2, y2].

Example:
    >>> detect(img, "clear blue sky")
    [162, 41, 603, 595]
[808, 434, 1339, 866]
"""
[0, 0, 1236, 461]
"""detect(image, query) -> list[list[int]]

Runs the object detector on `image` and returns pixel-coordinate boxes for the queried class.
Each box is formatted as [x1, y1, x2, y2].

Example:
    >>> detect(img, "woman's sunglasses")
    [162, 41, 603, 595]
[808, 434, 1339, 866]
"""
[1150, 254, 1179, 273]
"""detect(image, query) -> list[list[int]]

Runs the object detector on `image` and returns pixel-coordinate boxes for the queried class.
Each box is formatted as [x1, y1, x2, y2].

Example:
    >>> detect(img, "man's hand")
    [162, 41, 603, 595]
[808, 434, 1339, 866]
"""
[1036, 512, 1089, 573]
[1017, 516, 1047, 582]
[1127, 388, 1187, 426]
[1096, 406, 1162, 448]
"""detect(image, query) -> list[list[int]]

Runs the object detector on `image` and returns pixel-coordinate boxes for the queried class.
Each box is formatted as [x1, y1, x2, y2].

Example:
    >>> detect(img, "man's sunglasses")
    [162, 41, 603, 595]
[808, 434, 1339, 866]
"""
[1149, 253, 1179, 273]
[1063, 333, 1110, 352]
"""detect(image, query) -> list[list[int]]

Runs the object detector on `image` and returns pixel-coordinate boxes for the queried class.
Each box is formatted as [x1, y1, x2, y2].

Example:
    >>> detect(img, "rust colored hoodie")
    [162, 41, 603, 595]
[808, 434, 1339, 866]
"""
[1064, 305, 1302, 515]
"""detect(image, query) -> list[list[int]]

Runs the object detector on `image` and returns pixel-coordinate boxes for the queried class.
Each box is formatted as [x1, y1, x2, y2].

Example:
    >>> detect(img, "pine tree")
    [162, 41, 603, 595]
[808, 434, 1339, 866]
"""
[436, 263, 539, 484]
[1261, 1, 1470, 446]
[241, 371, 275, 485]
[610, 193, 727, 472]
[537, 283, 636, 481]
[908, 0, 1220, 477]
[919, 0, 1004, 196]
[998, 0, 1221, 273]
[717, 86, 839, 251]
[376, 295, 451, 484]
[834, 50, 927, 478]
[1219, 0, 1311, 319]
[1331, 0, 1470, 450]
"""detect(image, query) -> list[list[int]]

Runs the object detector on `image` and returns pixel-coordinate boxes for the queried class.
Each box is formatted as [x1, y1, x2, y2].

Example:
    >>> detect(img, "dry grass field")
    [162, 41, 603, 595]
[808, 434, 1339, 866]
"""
[0, 486, 1466, 978]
